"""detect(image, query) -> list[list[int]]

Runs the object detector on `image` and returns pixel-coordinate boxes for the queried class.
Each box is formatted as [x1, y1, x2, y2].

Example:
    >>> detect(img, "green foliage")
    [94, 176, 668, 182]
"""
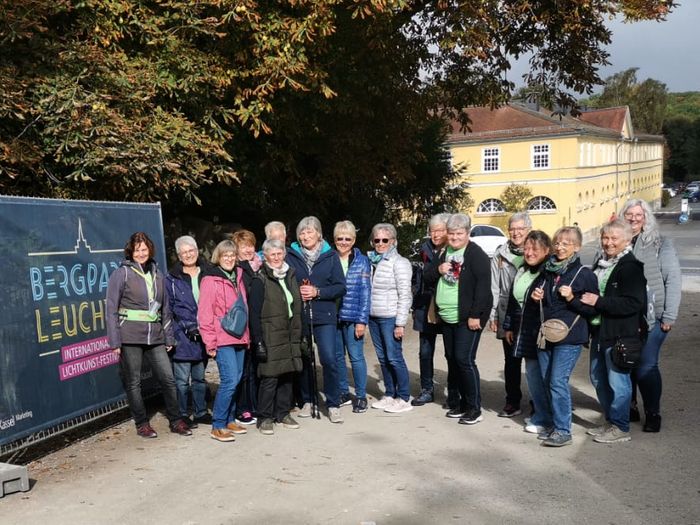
[500, 184, 533, 213]
[666, 92, 700, 121]
[661, 189, 671, 207]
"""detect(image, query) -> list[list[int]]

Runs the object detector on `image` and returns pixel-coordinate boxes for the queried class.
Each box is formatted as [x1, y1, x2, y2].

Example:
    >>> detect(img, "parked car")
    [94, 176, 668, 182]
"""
[684, 182, 700, 195]
[469, 224, 506, 258]
[687, 190, 700, 203]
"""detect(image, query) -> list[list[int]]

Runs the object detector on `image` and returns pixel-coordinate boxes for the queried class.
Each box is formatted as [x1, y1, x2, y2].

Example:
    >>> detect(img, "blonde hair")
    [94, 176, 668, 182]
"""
[210, 240, 237, 265]
[334, 220, 357, 240]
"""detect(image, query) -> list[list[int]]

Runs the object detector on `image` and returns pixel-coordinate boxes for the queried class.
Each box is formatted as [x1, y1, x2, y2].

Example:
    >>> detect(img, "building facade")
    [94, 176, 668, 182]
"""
[447, 104, 664, 241]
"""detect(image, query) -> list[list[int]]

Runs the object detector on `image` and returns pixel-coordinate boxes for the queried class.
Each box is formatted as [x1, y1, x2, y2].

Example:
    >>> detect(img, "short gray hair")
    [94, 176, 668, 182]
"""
[446, 213, 471, 232]
[262, 238, 286, 254]
[508, 212, 532, 229]
[264, 221, 286, 239]
[428, 213, 451, 229]
[296, 216, 323, 240]
[371, 223, 397, 241]
[600, 219, 634, 242]
[175, 235, 198, 254]
[620, 199, 658, 238]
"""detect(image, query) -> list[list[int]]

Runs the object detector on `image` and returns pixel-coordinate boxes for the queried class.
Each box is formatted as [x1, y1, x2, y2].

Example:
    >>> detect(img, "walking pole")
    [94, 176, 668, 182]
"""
[302, 279, 322, 420]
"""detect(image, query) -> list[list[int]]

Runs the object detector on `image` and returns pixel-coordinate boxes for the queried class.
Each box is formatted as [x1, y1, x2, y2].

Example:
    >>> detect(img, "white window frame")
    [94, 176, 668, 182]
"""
[476, 198, 506, 215]
[527, 196, 557, 213]
[531, 143, 550, 169]
[482, 147, 500, 172]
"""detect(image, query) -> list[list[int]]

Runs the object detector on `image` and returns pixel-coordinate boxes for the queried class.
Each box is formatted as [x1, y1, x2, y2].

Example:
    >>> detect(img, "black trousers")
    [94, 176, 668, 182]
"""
[502, 339, 523, 406]
[257, 372, 294, 421]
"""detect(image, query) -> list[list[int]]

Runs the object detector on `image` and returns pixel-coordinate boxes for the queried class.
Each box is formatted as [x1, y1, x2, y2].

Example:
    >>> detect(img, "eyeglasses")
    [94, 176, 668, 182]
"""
[335, 237, 354, 242]
[373, 238, 391, 244]
[221, 253, 236, 260]
[178, 249, 197, 256]
[624, 212, 644, 220]
[508, 227, 527, 233]
[553, 241, 574, 248]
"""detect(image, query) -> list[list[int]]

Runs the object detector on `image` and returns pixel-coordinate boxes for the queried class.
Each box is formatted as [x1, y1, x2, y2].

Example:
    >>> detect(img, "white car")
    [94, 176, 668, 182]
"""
[469, 224, 506, 258]
[662, 185, 676, 197]
[685, 182, 700, 194]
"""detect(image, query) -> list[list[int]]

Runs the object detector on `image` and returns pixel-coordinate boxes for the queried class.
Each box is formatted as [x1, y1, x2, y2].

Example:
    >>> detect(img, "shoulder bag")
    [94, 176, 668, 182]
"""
[221, 275, 248, 338]
[537, 266, 584, 348]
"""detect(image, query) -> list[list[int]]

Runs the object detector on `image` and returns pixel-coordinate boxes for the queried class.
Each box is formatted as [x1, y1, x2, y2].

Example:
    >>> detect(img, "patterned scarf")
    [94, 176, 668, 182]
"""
[269, 261, 290, 280]
[300, 243, 322, 271]
[544, 253, 579, 275]
[508, 241, 524, 256]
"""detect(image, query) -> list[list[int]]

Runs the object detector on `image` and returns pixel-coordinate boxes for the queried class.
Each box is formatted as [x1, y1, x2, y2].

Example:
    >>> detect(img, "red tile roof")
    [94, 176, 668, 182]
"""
[578, 107, 628, 132]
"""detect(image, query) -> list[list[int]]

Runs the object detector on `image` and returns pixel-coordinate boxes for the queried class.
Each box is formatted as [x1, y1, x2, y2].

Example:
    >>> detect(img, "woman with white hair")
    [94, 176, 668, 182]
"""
[620, 199, 681, 432]
[367, 223, 414, 413]
[423, 213, 492, 425]
[582, 219, 648, 444]
[165, 235, 213, 427]
[286, 216, 347, 423]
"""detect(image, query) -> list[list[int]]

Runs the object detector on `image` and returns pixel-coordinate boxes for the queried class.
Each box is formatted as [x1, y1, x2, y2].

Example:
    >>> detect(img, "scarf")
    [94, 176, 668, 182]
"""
[268, 261, 290, 280]
[508, 241, 524, 256]
[300, 243, 322, 271]
[544, 253, 579, 275]
[368, 246, 396, 266]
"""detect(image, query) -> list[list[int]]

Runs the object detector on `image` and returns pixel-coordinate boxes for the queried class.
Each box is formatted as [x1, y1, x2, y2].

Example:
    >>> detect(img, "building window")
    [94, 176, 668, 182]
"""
[476, 198, 506, 214]
[527, 196, 557, 212]
[532, 144, 550, 169]
[482, 147, 500, 172]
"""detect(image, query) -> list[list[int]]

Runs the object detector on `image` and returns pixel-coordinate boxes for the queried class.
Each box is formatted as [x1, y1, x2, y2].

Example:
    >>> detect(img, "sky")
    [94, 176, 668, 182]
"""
[510, 2, 700, 94]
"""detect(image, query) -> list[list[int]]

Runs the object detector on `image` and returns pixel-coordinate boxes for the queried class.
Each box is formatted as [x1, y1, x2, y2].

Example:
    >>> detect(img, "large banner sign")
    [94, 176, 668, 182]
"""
[0, 196, 166, 447]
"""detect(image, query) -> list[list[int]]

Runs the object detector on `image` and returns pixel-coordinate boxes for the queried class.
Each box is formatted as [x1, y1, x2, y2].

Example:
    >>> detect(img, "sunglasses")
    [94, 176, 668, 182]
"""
[335, 237, 354, 242]
[373, 238, 391, 244]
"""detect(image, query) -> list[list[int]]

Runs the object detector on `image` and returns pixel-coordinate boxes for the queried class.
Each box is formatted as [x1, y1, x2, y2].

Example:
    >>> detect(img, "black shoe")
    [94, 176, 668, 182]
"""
[458, 409, 484, 425]
[194, 413, 213, 425]
[339, 392, 353, 407]
[643, 413, 661, 432]
[353, 397, 368, 413]
[497, 404, 522, 418]
[629, 404, 641, 422]
[183, 416, 199, 429]
[411, 389, 434, 406]
[446, 408, 466, 418]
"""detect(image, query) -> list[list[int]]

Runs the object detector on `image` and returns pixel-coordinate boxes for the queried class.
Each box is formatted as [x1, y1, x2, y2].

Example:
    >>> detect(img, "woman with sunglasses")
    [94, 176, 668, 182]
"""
[367, 223, 413, 414]
[286, 216, 347, 423]
[334, 220, 371, 413]
[531, 226, 598, 447]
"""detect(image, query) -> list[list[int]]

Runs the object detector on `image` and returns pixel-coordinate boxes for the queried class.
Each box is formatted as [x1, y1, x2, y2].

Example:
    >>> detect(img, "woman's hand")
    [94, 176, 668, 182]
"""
[300, 284, 317, 301]
[355, 323, 366, 339]
[206, 347, 217, 358]
[166, 345, 173, 352]
[531, 287, 544, 302]
[467, 318, 481, 330]
[558, 285, 574, 302]
[113, 347, 121, 356]
[393, 326, 404, 340]
[489, 320, 498, 332]
[580, 292, 599, 306]
[505, 331, 514, 345]
[438, 262, 451, 275]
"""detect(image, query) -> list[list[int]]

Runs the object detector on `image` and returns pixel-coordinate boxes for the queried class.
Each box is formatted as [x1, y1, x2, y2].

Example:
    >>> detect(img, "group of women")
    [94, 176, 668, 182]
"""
[106, 198, 679, 445]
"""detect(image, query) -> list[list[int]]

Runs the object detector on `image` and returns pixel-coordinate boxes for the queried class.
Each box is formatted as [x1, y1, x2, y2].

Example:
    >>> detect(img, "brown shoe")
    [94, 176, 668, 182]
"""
[170, 419, 193, 436]
[210, 428, 235, 442]
[226, 422, 248, 434]
[136, 423, 157, 438]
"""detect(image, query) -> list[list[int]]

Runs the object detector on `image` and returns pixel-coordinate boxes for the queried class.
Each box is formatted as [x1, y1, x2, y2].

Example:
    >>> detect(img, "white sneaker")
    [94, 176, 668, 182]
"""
[328, 407, 344, 424]
[524, 423, 546, 434]
[371, 396, 394, 410]
[384, 398, 413, 414]
[298, 402, 312, 418]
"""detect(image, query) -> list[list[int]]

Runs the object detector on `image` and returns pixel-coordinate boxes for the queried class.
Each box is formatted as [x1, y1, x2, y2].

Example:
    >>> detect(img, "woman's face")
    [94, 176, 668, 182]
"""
[238, 242, 256, 262]
[447, 227, 469, 250]
[553, 234, 579, 261]
[372, 229, 394, 254]
[299, 228, 321, 250]
[219, 251, 236, 272]
[429, 223, 447, 247]
[334, 232, 355, 258]
[264, 248, 285, 269]
[523, 239, 549, 267]
[623, 204, 646, 236]
[508, 220, 530, 248]
[133, 242, 150, 265]
[601, 228, 630, 258]
[177, 244, 198, 268]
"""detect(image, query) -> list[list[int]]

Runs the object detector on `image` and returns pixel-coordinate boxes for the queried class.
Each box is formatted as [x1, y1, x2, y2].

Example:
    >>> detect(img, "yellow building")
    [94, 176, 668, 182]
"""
[447, 103, 665, 241]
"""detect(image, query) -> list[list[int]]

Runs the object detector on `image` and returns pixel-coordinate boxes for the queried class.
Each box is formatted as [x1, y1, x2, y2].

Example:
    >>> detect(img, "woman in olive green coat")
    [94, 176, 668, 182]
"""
[249, 239, 304, 435]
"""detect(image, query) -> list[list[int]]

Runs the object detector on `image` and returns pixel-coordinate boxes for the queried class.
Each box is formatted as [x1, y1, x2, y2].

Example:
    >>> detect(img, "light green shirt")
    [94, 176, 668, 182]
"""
[190, 267, 201, 304]
[512, 270, 539, 307]
[435, 246, 466, 324]
[279, 277, 294, 318]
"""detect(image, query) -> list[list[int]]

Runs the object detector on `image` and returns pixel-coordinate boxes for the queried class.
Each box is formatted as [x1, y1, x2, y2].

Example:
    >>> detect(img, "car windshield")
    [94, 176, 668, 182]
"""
[470, 226, 504, 237]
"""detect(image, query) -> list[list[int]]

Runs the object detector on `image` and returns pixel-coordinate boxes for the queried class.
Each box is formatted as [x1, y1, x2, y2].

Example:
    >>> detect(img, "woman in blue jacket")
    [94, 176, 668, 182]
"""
[286, 216, 347, 423]
[165, 235, 212, 428]
[531, 226, 598, 447]
[333, 220, 371, 413]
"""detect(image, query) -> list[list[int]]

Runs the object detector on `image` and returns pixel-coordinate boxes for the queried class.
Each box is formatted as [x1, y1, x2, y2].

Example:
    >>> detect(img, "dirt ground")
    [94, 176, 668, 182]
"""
[1, 284, 699, 524]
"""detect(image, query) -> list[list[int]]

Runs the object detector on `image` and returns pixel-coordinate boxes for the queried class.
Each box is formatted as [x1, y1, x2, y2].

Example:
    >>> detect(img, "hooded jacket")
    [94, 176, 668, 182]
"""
[489, 241, 522, 339]
[197, 266, 250, 350]
[106, 259, 175, 348]
[337, 247, 371, 325]
[411, 239, 445, 333]
[369, 246, 413, 326]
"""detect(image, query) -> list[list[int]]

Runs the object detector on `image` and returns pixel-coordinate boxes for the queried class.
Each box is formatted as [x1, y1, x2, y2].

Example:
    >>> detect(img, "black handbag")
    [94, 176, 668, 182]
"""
[611, 336, 643, 370]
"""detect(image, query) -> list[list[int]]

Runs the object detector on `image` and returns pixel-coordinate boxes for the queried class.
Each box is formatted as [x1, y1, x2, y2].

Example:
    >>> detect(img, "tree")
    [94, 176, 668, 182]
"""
[500, 184, 533, 213]
[662, 116, 694, 180]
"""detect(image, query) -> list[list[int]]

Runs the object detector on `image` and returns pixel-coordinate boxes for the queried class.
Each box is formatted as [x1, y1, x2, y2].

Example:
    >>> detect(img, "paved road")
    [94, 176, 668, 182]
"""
[1, 222, 699, 525]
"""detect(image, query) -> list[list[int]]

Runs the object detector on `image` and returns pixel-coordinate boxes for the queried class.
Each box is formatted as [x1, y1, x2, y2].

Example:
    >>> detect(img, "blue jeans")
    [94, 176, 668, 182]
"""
[632, 321, 667, 415]
[590, 342, 632, 432]
[418, 331, 437, 392]
[212, 345, 245, 430]
[336, 322, 368, 399]
[120, 344, 180, 426]
[538, 343, 581, 435]
[525, 357, 552, 428]
[172, 359, 208, 419]
[369, 317, 410, 401]
[300, 323, 340, 408]
[442, 322, 483, 412]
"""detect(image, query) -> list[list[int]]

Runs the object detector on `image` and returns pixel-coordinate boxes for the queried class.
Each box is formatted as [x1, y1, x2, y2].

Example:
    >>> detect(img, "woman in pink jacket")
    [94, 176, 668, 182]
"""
[198, 240, 250, 442]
